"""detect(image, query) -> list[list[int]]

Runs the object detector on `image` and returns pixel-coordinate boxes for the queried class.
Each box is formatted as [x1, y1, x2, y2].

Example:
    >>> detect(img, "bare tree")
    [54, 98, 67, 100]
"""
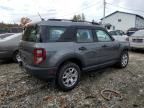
[20, 17, 32, 27]
[72, 13, 85, 21]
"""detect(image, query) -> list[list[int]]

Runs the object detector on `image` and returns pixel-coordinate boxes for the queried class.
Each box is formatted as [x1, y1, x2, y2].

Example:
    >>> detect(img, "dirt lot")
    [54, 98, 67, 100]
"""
[0, 51, 144, 108]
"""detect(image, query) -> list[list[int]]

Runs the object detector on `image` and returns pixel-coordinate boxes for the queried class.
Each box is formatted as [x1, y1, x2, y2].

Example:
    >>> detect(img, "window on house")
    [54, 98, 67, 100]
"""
[118, 19, 122, 22]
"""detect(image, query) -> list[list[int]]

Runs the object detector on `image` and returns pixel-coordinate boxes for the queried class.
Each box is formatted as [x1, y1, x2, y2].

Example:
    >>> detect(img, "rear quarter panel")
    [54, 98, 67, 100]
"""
[22, 42, 76, 68]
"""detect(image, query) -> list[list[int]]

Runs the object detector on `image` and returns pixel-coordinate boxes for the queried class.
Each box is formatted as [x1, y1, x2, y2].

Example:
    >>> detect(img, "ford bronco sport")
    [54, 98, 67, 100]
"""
[19, 19, 129, 91]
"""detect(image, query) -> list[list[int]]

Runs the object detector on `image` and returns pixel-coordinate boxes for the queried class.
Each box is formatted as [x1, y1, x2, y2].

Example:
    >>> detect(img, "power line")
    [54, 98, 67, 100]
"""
[59, 1, 103, 18]
[106, 2, 144, 13]
[14, 1, 102, 22]
[14, 1, 103, 23]
[103, 0, 106, 18]
[102, 0, 106, 24]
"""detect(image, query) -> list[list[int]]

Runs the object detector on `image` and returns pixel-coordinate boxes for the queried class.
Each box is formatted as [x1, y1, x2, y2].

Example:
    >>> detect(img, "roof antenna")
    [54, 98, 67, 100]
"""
[38, 12, 45, 21]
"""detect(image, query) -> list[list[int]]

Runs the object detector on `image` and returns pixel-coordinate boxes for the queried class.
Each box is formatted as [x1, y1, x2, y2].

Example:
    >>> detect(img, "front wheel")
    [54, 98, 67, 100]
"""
[57, 62, 81, 91]
[116, 51, 129, 68]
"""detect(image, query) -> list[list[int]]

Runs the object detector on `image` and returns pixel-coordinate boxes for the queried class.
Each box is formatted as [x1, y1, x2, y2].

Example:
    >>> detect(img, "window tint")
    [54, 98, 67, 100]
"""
[23, 26, 38, 42]
[49, 27, 65, 41]
[109, 31, 117, 36]
[96, 30, 112, 42]
[40, 26, 66, 42]
[76, 29, 93, 42]
[23, 26, 67, 42]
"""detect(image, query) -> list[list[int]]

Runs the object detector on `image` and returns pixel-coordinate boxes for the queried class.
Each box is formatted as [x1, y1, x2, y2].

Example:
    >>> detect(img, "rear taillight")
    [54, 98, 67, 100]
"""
[33, 48, 46, 64]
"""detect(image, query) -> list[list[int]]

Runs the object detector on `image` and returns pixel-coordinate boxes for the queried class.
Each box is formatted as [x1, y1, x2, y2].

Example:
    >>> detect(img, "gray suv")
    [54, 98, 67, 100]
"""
[19, 19, 129, 91]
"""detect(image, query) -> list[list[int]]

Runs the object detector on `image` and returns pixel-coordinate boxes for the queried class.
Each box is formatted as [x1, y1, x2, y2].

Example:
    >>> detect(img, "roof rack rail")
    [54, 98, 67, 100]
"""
[47, 19, 100, 25]
[92, 21, 100, 25]
[48, 19, 72, 21]
[73, 20, 100, 25]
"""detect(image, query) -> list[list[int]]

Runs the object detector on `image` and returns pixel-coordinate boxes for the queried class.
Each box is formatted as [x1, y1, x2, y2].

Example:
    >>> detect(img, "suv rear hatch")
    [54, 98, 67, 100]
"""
[19, 25, 40, 65]
[19, 24, 68, 66]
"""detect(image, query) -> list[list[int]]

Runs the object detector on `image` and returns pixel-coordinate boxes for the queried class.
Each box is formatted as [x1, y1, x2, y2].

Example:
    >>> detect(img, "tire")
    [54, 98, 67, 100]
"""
[116, 51, 129, 68]
[57, 62, 81, 91]
[13, 51, 21, 63]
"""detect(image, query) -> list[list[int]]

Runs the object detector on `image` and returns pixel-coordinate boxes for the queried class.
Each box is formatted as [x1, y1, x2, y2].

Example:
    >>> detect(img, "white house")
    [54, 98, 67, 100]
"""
[101, 11, 144, 32]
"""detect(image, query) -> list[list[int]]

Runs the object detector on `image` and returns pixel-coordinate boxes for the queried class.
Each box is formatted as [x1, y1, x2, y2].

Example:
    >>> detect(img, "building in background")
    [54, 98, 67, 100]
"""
[101, 11, 144, 32]
[0, 23, 22, 34]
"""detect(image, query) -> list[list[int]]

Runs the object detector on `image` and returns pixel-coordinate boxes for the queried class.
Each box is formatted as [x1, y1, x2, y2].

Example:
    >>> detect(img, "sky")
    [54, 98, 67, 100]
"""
[0, 0, 144, 24]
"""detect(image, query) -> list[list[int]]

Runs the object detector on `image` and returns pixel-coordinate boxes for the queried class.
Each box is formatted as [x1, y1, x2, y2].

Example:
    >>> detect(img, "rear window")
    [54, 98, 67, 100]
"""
[23, 25, 67, 42]
[109, 31, 122, 36]
[22, 26, 38, 42]
[109, 31, 117, 36]
[0, 33, 14, 39]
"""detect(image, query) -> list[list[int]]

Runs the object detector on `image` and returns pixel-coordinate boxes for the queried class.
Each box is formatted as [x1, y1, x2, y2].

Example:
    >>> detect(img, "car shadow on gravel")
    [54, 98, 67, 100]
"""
[80, 65, 122, 84]
[81, 68, 110, 81]
[130, 49, 144, 54]
[0, 60, 14, 65]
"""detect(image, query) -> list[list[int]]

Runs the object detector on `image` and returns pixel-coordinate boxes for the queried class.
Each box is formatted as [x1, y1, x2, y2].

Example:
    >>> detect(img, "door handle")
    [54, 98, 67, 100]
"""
[79, 47, 87, 51]
[102, 45, 108, 48]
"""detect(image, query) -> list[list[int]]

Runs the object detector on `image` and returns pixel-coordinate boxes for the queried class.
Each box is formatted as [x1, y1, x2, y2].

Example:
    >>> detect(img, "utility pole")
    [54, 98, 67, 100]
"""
[103, 0, 106, 24]
[103, 0, 106, 18]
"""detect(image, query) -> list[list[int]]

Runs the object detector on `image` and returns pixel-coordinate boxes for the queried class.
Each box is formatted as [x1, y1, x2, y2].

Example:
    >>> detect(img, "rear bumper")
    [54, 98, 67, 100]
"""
[22, 62, 57, 80]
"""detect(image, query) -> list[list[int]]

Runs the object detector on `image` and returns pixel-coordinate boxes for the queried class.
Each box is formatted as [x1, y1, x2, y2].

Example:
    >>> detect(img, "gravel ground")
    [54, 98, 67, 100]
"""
[0, 51, 144, 108]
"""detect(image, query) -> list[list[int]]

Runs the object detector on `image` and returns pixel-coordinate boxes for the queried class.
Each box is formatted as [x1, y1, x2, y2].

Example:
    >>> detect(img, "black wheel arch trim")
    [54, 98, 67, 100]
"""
[56, 54, 85, 70]
[12, 49, 19, 56]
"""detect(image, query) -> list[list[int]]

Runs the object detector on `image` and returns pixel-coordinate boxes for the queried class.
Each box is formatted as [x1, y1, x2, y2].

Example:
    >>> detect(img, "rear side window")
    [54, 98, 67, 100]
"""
[49, 27, 66, 41]
[49, 28, 65, 41]
[22, 26, 38, 42]
[96, 30, 112, 42]
[76, 29, 93, 42]
[40, 26, 67, 42]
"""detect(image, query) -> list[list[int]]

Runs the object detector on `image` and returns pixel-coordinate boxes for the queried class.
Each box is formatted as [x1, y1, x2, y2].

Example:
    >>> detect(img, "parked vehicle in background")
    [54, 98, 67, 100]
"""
[129, 30, 144, 49]
[126, 28, 140, 36]
[0, 33, 14, 39]
[109, 30, 129, 42]
[0, 33, 22, 62]
[19, 19, 129, 91]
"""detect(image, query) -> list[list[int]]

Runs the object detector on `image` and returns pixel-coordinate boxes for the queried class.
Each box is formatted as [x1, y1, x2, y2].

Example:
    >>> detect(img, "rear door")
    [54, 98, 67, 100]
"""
[74, 28, 98, 67]
[94, 29, 120, 63]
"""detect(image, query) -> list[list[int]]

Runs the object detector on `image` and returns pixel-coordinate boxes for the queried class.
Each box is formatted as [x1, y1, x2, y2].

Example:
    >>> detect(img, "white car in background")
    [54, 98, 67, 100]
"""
[0, 33, 14, 39]
[109, 30, 129, 42]
[129, 30, 144, 49]
[0, 33, 22, 62]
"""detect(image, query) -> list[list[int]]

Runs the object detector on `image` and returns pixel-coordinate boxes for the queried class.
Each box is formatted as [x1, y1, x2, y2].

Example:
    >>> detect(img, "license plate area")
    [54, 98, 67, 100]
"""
[132, 39, 143, 43]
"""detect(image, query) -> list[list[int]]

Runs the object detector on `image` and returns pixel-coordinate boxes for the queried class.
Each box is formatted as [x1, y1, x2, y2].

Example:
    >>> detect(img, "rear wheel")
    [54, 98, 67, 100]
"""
[116, 51, 129, 68]
[13, 51, 21, 63]
[57, 62, 81, 91]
